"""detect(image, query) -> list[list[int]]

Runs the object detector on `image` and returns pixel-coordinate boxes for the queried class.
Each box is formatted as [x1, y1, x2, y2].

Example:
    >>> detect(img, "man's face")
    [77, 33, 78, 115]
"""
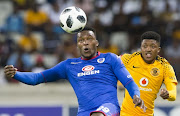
[141, 39, 161, 64]
[77, 30, 99, 59]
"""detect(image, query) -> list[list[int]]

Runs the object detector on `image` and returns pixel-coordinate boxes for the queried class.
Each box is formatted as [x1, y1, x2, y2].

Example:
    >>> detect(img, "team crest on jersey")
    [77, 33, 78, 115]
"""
[139, 77, 148, 87]
[150, 68, 160, 77]
[97, 58, 105, 63]
[82, 65, 95, 71]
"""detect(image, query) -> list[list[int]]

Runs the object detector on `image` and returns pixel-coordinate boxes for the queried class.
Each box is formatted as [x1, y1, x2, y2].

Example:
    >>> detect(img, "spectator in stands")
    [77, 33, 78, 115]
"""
[18, 26, 39, 53]
[24, 2, 48, 32]
[43, 23, 61, 54]
[5, 3, 24, 34]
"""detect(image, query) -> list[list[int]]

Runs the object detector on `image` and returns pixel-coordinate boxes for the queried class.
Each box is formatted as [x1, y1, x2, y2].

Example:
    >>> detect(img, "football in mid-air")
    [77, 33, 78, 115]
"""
[59, 6, 87, 34]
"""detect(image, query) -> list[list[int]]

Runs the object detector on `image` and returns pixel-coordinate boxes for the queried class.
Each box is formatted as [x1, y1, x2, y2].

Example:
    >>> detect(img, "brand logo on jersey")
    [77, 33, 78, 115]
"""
[127, 75, 132, 78]
[78, 65, 100, 77]
[97, 58, 105, 63]
[82, 65, 95, 71]
[139, 77, 148, 87]
[71, 62, 82, 64]
[150, 68, 160, 77]
[133, 66, 140, 68]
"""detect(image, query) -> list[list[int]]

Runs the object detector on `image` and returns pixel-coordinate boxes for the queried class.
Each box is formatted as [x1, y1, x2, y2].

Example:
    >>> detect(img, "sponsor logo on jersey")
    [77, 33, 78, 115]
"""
[139, 87, 152, 91]
[82, 65, 94, 71]
[97, 58, 105, 63]
[139, 77, 148, 87]
[78, 65, 100, 77]
[150, 67, 160, 77]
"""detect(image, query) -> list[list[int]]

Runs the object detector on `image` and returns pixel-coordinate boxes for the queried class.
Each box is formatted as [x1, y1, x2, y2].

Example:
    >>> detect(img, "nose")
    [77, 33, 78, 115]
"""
[146, 46, 151, 51]
[83, 39, 89, 45]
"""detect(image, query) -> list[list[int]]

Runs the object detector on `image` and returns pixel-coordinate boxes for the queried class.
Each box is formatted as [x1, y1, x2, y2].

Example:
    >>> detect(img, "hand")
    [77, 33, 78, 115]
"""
[4, 65, 18, 78]
[160, 88, 169, 99]
[133, 95, 147, 112]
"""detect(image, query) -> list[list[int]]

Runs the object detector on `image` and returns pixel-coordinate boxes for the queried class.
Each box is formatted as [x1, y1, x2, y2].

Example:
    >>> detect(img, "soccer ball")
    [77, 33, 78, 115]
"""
[59, 6, 87, 34]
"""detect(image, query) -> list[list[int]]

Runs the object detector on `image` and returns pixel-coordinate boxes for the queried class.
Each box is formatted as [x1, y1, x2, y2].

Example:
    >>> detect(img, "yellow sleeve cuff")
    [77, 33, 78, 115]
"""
[166, 82, 177, 101]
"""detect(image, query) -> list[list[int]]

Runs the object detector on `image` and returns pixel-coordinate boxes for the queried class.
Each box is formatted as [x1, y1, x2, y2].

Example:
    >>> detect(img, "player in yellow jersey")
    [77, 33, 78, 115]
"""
[120, 31, 178, 116]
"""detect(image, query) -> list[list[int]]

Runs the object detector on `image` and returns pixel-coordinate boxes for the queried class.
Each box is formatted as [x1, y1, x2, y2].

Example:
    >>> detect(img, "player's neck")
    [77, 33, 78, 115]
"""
[81, 52, 100, 60]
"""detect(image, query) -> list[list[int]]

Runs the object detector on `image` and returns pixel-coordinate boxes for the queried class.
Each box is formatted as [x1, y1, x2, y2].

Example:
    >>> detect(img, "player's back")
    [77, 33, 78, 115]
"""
[120, 52, 176, 116]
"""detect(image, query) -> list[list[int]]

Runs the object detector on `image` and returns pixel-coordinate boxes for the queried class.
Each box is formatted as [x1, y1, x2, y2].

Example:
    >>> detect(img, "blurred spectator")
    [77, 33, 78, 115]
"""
[0, 30, 15, 67]
[165, 37, 180, 80]
[93, 0, 114, 33]
[5, 3, 24, 34]
[98, 38, 119, 55]
[43, 23, 61, 54]
[7, 46, 33, 72]
[56, 34, 78, 60]
[46, 0, 64, 34]
[32, 54, 47, 73]
[18, 26, 39, 53]
[24, 2, 48, 32]
[75, 0, 94, 16]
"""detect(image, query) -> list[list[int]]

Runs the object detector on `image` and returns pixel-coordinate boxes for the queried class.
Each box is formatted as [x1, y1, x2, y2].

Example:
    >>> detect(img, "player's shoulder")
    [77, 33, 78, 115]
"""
[121, 51, 141, 62]
[64, 57, 81, 64]
[101, 52, 118, 58]
[100, 52, 120, 62]
[156, 55, 171, 68]
[156, 55, 170, 66]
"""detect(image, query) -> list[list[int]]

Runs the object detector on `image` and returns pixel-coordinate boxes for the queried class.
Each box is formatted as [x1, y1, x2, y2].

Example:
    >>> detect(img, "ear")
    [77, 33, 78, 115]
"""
[158, 47, 161, 53]
[96, 40, 99, 47]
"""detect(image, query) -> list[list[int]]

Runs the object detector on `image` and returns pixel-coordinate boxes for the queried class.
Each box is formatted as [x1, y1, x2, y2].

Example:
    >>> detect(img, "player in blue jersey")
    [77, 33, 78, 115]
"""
[4, 27, 146, 116]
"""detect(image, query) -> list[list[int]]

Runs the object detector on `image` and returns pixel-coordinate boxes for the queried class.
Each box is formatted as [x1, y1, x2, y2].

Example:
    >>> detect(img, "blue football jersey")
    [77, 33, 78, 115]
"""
[41, 52, 133, 114]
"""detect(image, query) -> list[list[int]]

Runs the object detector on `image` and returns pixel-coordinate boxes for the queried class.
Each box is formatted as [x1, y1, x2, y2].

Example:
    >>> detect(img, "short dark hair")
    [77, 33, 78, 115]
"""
[141, 31, 161, 43]
[80, 26, 96, 35]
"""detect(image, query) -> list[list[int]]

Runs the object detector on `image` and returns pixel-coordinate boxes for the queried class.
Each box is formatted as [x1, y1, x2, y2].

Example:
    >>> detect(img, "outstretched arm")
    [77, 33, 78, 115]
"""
[4, 65, 45, 85]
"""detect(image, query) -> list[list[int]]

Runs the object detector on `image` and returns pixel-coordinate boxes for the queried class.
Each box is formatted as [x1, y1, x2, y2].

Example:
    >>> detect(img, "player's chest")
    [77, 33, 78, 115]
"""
[68, 59, 112, 78]
[127, 62, 164, 87]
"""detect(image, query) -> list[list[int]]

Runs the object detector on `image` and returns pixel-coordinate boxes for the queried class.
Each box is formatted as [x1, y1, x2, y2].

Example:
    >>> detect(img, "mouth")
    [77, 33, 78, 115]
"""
[84, 48, 90, 53]
[145, 53, 152, 58]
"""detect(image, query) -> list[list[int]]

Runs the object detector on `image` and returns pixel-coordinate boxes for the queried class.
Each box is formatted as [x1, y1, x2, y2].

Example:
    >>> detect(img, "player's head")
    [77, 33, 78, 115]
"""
[140, 31, 161, 64]
[77, 27, 99, 59]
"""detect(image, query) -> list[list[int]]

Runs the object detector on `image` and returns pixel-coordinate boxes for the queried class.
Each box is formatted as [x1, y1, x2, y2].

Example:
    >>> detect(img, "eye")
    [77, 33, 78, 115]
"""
[78, 39, 83, 43]
[151, 45, 156, 49]
[143, 45, 147, 48]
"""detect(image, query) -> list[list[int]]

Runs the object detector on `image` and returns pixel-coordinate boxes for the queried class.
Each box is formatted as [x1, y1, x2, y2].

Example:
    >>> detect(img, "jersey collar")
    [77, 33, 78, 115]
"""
[81, 52, 100, 60]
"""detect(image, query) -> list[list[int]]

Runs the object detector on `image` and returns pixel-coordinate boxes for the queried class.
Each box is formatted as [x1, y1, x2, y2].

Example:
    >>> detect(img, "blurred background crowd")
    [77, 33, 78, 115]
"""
[0, 0, 180, 84]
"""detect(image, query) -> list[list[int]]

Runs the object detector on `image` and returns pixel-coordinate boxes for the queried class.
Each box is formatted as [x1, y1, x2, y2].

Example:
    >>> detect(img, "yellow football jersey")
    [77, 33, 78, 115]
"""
[120, 52, 177, 116]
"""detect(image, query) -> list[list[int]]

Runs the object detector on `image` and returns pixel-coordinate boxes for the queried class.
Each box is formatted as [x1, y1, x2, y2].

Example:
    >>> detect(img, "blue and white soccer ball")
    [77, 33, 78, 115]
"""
[59, 6, 87, 34]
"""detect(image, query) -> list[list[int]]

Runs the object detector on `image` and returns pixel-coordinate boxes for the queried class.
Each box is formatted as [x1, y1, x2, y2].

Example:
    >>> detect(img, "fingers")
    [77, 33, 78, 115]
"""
[133, 95, 147, 112]
[4, 65, 17, 78]
[140, 100, 147, 112]
[134, 98, 141, 108]
[160, 89, 169, 99]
